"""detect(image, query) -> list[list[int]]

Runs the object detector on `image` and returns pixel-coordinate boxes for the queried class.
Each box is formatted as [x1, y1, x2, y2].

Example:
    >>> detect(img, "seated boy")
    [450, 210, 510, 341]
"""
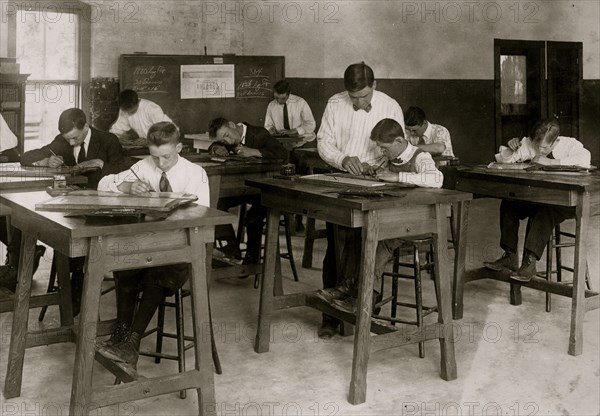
[484, 117, 591, 282]
[207, 117, 286, 265]
[318, 118, 444, 313]
[96, 122, 210, 369]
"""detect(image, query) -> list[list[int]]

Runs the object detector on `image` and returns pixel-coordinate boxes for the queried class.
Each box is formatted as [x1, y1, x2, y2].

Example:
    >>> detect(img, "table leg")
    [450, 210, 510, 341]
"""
[452, 200, 470, 319]
[189, 227, 217, 416]
[569, 192, 590, 356]
[70, 237, 105, 416]
[348, 211, 378, 405]
[255, 208, 281, 353]
[3, 232, 36, 399]
[434, 204, 458, 381]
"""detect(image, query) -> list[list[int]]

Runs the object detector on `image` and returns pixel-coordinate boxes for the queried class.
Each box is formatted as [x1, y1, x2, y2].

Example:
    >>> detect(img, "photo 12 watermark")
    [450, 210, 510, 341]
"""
[399, 1, 541, 24]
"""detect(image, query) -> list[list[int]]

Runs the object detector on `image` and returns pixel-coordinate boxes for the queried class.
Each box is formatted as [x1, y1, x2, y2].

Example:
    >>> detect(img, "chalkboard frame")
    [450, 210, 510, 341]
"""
[119, 54, 285, 135]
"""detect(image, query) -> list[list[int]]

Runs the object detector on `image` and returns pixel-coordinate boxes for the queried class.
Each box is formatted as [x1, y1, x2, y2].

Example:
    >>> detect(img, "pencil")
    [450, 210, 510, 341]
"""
[49, 149, 65, 166]
[129, 168, 152, 196]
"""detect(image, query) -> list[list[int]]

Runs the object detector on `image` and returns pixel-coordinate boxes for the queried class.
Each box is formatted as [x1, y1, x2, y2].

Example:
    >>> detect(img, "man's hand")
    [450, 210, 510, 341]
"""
[209, 144, 230, 157]
[130, 180, 151, 195]
[77, 159, 104, 171]
[278, 129, 297, 136]
[376, 171, 398, 182]
[236, 146, 262, 158]
[342, 156, 364, 175]
[360, 162, 376, 176]
[508, 137, 521, 151]
[532, 155, 557, 166]
[47, 155, 64, 167]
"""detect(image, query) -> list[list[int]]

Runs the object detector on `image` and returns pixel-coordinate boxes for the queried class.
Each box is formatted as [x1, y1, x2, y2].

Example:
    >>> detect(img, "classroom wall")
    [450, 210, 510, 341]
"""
[71, 1, 600, 163]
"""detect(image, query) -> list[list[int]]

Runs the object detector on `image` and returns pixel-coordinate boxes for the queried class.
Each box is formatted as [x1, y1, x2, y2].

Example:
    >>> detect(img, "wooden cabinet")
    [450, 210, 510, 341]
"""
[0, 73, 30, 156]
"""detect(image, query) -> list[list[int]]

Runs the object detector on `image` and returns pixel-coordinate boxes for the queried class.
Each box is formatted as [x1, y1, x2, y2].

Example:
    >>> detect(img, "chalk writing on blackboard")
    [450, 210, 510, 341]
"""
[131, 65, 168, 93]
[236, 67, 272, 98]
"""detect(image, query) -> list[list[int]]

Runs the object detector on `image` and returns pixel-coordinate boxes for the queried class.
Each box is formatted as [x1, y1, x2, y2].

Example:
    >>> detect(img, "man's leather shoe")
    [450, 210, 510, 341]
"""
[510, 252, 537, 283]
[317, 322, 338, 339]
[97, 321, 130, 348]
[331, 290, 383, 315]
[97, 331, 141, 368]
[0, 265, 17, 292]
[484, 251, 518, 272]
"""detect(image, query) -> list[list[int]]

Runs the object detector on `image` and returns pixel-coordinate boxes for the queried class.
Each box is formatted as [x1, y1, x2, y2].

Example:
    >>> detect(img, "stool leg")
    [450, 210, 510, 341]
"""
[155, 301, 166, 364]
[391, 255, 399, 325]
[283, 215, 299, 282]
[545, 233, 554, 313]
[175, 290, 187, 399]
[555, 226, 562, 283]
[38, 255, 57, 321]
[414, 245, 425, 358]
[208, 297, 222, 375]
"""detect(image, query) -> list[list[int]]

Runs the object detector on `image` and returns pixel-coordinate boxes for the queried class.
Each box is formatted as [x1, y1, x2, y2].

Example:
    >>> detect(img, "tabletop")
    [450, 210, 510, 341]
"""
[246, 177, 471, 211]
[0, 191, 234, 239]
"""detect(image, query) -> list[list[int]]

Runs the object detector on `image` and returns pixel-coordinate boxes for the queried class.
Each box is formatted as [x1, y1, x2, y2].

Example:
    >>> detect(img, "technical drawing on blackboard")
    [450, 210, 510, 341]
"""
[131, 65, 169, 93]
[237, 66, 272, 99]
[181, 64, 235, 99]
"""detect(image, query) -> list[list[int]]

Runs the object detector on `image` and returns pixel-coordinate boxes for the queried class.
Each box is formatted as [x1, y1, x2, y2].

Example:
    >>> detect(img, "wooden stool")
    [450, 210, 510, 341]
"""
[138, 288, 222, 399]
[540, 224, 593, 312]
[374, 235, 439, 358]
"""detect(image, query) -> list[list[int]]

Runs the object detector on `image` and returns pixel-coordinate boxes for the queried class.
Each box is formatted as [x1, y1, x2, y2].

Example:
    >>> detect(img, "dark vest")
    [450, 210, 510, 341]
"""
[388, 148, 425, 173]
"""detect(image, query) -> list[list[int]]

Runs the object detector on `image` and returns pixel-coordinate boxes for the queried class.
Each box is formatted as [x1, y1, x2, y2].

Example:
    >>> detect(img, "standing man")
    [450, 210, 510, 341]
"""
[316, 62, 404, 338]
[110, 89, 172, 144]
[264, 79, 317, 231]
[264, 80, 316, 146]
[403, 106, 454, 157]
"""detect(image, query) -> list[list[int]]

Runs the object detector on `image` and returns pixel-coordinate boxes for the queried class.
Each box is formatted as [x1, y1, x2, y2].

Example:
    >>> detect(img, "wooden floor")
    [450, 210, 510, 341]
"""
[0, 198, 598, 415]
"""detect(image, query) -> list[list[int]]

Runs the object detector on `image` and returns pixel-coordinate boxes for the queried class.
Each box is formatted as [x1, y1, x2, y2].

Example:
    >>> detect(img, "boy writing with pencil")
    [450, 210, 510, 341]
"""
[321, 118, 444, 313]
[485, 117, 591, 282]
[96, 122, 210, 370]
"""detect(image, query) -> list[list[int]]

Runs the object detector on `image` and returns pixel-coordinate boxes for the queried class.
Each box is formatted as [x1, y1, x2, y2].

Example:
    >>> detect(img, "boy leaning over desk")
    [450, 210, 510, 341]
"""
[96, 121, 210, 370]
[484, 117, 592, 282]
[319, 118, 445, 314]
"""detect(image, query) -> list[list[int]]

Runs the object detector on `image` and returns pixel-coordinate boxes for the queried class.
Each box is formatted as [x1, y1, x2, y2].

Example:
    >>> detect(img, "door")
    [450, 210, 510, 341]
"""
[494, 39, 582, 151]
[494, 39, 545, 151]
[547, 41, 582, 139]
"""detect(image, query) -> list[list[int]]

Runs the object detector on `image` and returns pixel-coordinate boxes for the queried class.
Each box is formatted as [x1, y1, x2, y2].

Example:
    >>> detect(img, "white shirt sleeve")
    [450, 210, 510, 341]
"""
[553, 137, 591, 167]
[397, 152, 444, 188]
[264, 101, 277, 134]
[296, 99, 316, 137]
[109, 110, 131, 138]
[317, 102, 346, 170]
[0, 114, 18, 151]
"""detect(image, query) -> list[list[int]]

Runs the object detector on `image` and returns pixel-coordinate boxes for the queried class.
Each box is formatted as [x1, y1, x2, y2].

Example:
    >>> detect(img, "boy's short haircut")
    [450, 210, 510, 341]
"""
[118, 89, 140, 110]
[147, 122, 180, 146]
[208, 117, 230, 138]
[273, 80, 291, 95]
[58, 108, 87, 134]
[404, 106, 427, 127]
[530, 117, 560, 144]
[370, 118, 405, 143]
[344, 62, 375, 92]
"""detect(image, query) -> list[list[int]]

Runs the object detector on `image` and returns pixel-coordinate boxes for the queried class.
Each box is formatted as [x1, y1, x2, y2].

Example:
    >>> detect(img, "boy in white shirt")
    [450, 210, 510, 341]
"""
[485, 117, 591, 282]
[326, 118, 444, 313]
[96, 122, 209, 370]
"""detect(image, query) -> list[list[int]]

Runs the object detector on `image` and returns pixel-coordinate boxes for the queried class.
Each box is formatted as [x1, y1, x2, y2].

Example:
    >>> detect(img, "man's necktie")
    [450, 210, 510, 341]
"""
[159, 172, 172, 192]
[77, 144, 86, 163]
[352, 103, 372, 113]
[283, 103, 290, 130]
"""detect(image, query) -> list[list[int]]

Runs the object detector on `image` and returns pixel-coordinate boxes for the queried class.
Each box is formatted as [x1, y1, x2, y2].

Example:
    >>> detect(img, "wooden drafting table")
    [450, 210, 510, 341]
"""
[247, 177, 472, 405]
[1, 190, 234, 415]
[454, 166, 600, 356]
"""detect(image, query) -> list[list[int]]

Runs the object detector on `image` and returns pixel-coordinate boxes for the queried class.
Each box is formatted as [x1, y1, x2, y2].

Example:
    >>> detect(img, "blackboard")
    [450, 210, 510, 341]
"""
[119, 54, 285, 135]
